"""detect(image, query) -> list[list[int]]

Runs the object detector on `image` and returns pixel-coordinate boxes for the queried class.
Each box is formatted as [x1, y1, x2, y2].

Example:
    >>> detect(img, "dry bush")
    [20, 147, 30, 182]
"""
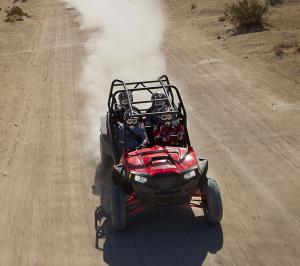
[6, 6, 25, 16]
[191, 3, 197, 10]
[224, 0, 269, 33]
[4, 5, 30, 22]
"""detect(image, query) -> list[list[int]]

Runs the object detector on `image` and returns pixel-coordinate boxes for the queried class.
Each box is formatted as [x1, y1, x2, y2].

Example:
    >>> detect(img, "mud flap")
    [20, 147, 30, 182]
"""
[198, 157, 208, 177]
[198, 158, 208, 192]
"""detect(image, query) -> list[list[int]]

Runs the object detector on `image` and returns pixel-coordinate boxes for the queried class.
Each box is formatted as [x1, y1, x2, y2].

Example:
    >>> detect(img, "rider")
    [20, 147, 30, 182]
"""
[114, 91, 139, 123]
[117, 110, 149, 151]
[146, 92, 169, 126]
[153, 107, 185, 146]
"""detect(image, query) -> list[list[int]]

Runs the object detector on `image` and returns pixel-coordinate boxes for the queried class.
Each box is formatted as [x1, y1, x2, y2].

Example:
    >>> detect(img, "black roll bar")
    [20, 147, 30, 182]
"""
[107, 75, 191, 150]
[158, 76, 174, 111]
[120, 80, 135, 115]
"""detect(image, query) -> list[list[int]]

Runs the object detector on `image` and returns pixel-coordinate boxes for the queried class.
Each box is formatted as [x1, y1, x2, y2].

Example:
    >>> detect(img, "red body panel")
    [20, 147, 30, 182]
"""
[121, 145, 198, 176]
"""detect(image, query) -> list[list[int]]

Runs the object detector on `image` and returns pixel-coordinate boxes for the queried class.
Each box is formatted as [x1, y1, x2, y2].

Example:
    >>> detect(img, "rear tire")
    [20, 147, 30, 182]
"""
[203, 177, 223, 224]
[100, 134, 113, 166]
[110, 185, 127, 231]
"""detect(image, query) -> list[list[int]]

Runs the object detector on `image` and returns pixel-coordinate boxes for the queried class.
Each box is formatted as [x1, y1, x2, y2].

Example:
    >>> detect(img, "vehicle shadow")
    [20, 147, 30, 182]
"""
[92, 163, 112, 213]
[93, 163, 223, 266]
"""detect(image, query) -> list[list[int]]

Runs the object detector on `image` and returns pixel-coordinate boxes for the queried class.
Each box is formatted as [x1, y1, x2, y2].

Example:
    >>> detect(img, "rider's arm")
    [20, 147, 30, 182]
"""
[136, 126, 149, 147]
[141, 131, 149, 146]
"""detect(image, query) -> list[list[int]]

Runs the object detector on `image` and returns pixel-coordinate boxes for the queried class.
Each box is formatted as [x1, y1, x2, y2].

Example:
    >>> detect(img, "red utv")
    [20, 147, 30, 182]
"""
[97, 75, 222, 233]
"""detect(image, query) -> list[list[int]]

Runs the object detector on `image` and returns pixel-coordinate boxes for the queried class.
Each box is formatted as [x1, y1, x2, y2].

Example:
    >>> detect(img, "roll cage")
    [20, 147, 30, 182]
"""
[107, 75, 191, 151]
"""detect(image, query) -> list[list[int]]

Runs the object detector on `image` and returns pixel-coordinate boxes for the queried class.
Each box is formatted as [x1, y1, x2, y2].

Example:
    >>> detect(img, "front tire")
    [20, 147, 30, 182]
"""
[110, 185, 127, 231]
[203, 178, 223, 224]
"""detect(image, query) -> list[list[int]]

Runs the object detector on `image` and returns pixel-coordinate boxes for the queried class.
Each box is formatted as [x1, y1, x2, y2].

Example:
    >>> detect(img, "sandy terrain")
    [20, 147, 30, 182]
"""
[0, 0, 299, 265]
[167, 0, 300, 85]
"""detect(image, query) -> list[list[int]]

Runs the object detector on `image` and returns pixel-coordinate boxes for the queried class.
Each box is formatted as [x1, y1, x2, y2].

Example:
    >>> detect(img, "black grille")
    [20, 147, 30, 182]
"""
[151, 174, 182, 192]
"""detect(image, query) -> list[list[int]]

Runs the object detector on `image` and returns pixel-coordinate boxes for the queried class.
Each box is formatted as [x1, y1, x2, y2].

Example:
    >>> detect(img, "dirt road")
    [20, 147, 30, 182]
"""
[0, 0, 299, 265]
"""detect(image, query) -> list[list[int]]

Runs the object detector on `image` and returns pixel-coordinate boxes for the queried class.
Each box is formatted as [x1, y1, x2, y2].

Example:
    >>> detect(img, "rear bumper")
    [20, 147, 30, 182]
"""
[132, 177, 199, 207]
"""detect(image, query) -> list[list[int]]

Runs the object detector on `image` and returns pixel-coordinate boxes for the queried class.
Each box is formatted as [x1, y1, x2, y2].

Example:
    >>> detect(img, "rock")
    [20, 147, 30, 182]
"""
[190, 3, 196, 10]
[218, 16, 225, 22]
[274, 48, 284, 56]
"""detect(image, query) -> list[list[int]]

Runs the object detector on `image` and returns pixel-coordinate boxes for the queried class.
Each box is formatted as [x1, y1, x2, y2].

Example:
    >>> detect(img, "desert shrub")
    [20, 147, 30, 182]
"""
[4, 5, 30, 22]
[191, 3, 196, 10]
[224, 0, 269, 33]
[6, 6, 25, 16]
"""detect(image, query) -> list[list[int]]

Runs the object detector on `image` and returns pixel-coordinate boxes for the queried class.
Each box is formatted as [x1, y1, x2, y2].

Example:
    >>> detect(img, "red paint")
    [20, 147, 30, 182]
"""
[121, 145, 198, 176]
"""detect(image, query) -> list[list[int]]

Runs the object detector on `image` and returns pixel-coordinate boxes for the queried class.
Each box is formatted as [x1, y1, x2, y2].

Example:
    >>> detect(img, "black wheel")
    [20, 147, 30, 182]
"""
[110, 185, 127, 231]
[203, 177, 223, 224]
[100, 134, 113, 166]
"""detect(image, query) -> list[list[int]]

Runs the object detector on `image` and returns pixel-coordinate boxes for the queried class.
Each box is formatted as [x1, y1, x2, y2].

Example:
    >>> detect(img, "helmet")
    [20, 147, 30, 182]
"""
[118, 91, 133, 107]
[151, 92, 168, 107]
[124, 110, 139, 126]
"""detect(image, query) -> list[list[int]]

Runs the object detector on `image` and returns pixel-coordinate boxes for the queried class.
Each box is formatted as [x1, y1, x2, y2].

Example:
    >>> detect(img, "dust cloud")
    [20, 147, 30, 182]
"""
[65, 0, 166, 158]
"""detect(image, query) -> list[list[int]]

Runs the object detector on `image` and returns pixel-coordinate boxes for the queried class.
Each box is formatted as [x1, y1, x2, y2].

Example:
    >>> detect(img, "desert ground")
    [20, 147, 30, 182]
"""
[0, 0, 299, 265]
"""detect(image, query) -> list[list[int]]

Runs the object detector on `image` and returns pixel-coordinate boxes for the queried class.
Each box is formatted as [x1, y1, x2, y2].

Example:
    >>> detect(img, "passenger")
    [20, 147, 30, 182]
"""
[146, 92, 169, 127]
[114, 91, 139, 123]
[153, 108, 185, 146]
[117, 110, 149, 151]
